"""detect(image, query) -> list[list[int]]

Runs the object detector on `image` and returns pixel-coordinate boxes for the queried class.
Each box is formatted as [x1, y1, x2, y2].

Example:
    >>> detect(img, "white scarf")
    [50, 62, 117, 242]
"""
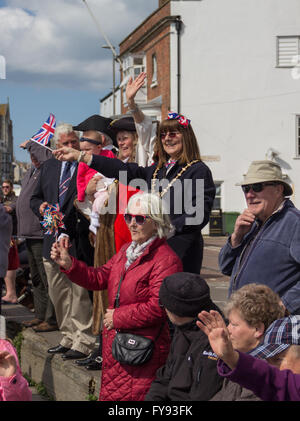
[125, 235, 157, 270]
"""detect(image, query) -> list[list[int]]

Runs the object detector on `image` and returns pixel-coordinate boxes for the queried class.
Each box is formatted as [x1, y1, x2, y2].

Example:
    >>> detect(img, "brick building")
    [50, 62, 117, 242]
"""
[100, 0, 300, 235]
[101, 0, 182, 122]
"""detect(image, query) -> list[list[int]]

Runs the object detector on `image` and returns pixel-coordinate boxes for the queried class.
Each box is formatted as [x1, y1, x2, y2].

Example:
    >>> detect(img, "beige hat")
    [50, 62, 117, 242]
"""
[236, 160, 293, 196]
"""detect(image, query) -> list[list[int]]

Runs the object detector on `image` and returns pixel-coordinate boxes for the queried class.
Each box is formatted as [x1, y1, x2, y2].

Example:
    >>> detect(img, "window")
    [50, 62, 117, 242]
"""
[212, 181, 222, 210]
[277, 36, 300, 67]
[151, 54, 158, 87]
[122, 54, 145, 104]
[296, 115, 300, 157]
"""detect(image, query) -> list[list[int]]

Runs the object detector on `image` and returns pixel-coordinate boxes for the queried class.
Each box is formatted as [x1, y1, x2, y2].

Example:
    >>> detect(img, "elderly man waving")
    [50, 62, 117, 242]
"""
[219, 160, 300, 315]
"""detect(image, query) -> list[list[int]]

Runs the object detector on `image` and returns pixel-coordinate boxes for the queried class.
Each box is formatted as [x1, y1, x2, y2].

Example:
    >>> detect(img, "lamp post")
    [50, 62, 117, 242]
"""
[102, 45, 116, 116]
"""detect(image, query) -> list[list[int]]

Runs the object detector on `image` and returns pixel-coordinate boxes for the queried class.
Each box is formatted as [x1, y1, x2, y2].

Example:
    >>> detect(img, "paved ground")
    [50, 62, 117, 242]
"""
[202, 235, 230, 311]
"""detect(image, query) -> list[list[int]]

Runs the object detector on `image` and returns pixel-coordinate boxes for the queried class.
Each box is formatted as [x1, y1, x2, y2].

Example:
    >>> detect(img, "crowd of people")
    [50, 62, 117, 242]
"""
[0, 72, 300, 401]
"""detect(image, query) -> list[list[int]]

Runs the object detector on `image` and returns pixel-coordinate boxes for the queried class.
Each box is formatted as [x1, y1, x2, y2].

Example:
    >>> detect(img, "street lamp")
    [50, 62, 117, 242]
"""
[102, 45, 116, 116]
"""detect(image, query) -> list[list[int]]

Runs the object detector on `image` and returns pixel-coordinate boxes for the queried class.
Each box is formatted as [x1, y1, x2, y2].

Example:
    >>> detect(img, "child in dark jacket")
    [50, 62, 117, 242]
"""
[145, 272, 223, 401]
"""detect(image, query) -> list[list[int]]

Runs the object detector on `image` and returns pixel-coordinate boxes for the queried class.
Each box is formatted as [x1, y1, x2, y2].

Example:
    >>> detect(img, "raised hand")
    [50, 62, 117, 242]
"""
[0, 351, 17, 377]
[196, 310, 239, 369]
[126, 72, 147, 105]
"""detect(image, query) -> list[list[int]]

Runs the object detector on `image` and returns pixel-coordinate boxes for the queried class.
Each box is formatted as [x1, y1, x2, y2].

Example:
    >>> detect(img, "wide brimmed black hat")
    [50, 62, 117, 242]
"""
[109, 116, 136, 134]
[73, 115, 117, 147]
[159, 272, 217, 318]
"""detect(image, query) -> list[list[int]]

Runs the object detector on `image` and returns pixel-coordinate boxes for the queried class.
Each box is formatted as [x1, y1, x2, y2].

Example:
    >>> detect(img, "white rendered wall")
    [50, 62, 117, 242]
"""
[170, 0, 300, 212]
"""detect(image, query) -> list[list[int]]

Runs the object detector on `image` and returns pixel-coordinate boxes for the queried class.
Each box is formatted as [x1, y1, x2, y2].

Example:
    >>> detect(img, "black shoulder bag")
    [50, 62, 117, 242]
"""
[111, 274, 164, 366]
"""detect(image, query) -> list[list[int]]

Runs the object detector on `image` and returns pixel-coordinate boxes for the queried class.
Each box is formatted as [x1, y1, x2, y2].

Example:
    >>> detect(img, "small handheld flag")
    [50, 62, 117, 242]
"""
[30, 113, 56, 147]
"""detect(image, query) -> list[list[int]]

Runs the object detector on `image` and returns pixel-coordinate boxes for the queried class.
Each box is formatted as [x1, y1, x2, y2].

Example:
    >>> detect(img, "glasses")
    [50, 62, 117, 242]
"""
[2, 186, 10, 189]
[242, 182, 277, 194]
[124, 214, 149, 225]
[160, 131, 180, 139]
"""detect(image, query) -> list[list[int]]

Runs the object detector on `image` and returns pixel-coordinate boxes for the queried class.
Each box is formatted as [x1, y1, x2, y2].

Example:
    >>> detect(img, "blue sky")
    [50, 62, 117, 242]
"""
[0, 0, 157, 162]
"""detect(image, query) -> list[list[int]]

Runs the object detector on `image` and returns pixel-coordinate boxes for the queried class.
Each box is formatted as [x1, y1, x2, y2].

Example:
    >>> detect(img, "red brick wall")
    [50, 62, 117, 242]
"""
[119, 2, 171, 54]
[120, 1, 172, 118]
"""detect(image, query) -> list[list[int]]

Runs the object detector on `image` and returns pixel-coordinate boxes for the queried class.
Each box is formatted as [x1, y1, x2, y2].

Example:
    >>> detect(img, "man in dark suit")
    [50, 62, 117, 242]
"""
[30, 123, 95, 360]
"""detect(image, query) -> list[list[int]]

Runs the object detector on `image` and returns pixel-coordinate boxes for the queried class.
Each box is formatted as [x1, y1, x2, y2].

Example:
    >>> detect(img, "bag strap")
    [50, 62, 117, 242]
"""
[154, 322, 164, 342]
[114, 272, 165, 342]
[114, 273, 124, 309]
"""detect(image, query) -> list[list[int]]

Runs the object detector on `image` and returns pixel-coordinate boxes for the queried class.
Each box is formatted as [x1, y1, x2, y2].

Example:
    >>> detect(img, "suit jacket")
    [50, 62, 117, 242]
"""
[17, 141, 52, 239]
[30, 157, 79, 259]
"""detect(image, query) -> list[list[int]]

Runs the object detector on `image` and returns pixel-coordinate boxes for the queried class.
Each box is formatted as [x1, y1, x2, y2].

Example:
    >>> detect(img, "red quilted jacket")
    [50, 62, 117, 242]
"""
[62, 237, 183, 401]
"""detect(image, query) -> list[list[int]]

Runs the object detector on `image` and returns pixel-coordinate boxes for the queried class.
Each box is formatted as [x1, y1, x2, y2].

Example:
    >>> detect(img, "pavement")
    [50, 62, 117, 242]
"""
[1, 235, 229, 401]
[202, 235, 230, 310]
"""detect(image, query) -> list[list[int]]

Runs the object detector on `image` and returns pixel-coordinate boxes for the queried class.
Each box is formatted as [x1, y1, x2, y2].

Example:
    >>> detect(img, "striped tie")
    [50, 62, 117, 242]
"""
[59, 162, 72, 207]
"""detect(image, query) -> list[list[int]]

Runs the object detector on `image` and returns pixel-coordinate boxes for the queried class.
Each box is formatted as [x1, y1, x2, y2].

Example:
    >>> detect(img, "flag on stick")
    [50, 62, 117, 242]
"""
[30, 113, 56, 148]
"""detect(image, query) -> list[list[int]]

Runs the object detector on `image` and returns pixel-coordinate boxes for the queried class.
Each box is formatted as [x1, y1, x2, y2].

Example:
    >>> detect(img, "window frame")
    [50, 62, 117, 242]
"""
[212, 181, 223, 210]
[122, 54, 146, 105]
[150, 53, 158, 88]
[296, 115, 300, 158]
[276, 36, 300, 68]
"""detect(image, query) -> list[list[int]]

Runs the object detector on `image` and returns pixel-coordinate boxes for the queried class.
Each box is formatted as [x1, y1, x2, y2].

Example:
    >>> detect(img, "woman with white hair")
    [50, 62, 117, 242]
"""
[50, 192, 182, 401]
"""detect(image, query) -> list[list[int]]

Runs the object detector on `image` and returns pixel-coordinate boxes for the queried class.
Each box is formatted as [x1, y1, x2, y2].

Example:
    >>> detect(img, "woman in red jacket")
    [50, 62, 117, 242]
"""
[51, 192, 182, 401]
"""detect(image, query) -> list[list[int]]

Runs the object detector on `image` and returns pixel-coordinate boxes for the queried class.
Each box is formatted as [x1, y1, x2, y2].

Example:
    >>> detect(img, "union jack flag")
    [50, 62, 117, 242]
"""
[167, 111, 191, 128]
[30, 113, 56, 146]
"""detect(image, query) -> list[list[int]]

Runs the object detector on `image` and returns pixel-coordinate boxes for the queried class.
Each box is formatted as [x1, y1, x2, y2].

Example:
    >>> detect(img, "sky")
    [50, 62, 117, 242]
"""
[0, 0, 158, 162]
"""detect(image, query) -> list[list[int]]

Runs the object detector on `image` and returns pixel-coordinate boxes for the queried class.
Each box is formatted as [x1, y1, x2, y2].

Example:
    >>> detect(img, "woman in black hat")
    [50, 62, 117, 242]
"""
[109, 116, 139, 163]
[53, 112, 215, 274]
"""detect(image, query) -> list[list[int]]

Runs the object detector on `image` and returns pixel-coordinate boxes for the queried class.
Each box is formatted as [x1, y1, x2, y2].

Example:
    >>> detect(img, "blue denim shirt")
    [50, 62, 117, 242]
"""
[219, 200, 300, 314]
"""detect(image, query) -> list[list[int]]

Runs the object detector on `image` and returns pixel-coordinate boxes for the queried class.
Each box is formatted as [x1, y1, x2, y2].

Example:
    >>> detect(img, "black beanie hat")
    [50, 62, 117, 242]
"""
[159, 272, 214, 317]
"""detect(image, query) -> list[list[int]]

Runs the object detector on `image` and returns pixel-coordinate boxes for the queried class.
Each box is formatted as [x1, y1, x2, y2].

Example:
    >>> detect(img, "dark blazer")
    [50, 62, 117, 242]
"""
[30, 158, 79, 259]
[89, 155, 216, 273]
[17, 141, 52, 239]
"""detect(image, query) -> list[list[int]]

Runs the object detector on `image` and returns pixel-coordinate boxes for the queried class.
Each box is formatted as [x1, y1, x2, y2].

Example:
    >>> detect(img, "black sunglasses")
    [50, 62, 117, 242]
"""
[124, 213, 149, 225]
[242, 182, 277, 194]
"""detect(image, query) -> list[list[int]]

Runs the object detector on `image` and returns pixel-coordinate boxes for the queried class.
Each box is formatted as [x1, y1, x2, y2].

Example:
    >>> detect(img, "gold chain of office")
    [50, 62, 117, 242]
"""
[151, 160, 201, 198]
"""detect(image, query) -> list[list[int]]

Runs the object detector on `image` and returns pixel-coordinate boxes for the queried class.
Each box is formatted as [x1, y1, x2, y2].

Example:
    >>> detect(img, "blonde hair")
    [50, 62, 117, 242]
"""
[126, 192, 173, 238]
[225, 284, 285, 329]
[117, 131, 138, 162]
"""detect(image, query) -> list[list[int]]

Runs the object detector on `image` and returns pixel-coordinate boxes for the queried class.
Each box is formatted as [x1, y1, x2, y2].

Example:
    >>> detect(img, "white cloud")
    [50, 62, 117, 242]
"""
[0, 0, 157, 91]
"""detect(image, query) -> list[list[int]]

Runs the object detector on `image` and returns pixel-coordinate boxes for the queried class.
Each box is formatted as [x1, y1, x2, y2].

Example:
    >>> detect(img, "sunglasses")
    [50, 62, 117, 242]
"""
[242, 182, 277, 194]
[2, 186, 10, 189]
[160, 131, 180, 139]
[124, 214, 149, 225]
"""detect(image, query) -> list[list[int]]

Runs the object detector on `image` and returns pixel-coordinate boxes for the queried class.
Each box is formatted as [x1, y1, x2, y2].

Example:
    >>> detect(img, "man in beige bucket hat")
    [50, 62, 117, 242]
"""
[219, 160, 300, 315]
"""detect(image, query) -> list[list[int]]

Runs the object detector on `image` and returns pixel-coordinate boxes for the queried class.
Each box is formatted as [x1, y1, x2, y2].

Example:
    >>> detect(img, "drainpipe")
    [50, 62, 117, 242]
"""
[175, 17, 182, 114]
